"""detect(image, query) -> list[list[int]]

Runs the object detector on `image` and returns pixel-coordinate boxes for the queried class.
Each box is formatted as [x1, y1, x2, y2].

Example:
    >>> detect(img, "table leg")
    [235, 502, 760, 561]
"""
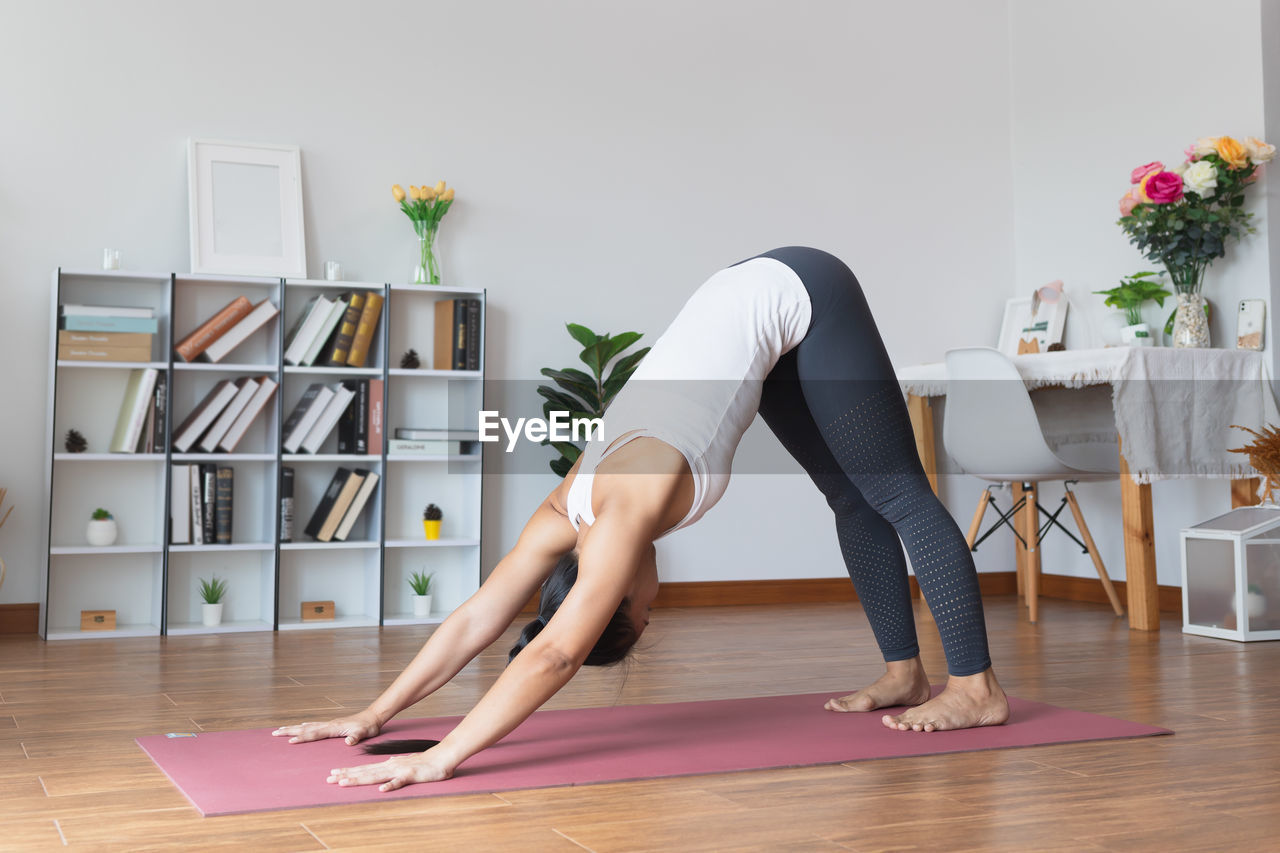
[1117, 441, 1159, 631]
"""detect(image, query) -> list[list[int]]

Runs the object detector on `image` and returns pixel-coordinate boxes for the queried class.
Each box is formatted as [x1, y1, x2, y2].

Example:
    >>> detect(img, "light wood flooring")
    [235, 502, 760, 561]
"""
[1, 597, 1277, 852]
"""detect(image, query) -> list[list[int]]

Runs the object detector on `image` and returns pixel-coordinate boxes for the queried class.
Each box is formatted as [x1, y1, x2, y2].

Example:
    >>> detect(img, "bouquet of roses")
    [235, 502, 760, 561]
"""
[1118, 136, 1273, 294]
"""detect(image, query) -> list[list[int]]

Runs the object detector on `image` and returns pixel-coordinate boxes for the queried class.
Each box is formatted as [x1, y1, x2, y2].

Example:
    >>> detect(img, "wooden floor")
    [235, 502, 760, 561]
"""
[1, 597, 1278, 852]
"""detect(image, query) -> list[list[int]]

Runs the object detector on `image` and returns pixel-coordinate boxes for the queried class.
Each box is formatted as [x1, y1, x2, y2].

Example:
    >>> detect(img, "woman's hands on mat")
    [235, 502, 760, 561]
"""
[327, 746, 458, 791]
[272, 710, 381, 746]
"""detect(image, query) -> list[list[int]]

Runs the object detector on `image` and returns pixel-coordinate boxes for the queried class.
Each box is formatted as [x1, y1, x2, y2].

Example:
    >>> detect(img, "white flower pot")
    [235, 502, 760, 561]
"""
[1120, 322, 1153, 347]
[86, 518, 118, 547]
[202, 602, 224, 627]
[412, 594, 432, 618]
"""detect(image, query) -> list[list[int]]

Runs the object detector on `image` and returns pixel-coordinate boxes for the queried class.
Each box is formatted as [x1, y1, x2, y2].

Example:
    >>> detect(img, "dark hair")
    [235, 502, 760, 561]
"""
[507, 550, 638, 667]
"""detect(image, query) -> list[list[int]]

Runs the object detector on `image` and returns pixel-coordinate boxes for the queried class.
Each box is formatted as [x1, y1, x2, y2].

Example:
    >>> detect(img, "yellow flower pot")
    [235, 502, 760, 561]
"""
[423, 519, 441, 540]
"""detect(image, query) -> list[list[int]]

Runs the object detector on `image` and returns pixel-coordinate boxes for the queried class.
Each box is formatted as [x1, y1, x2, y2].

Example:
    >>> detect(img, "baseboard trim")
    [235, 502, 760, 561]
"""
[0, 603, 39, 635]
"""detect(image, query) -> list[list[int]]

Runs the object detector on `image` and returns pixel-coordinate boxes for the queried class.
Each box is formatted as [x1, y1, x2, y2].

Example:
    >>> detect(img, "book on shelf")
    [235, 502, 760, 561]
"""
[316, 468, 365, 542]
[394, 428, 481, 440]
[174, 295, 254, 363]
[369, 378, 383, 453]
[300, 298, 348, 367]
[151, 373, 167, 454]
[215, 466, 233, 544]
[60, 314, 160, 334]
[172, 379, 240, 453]
[216, 375, 277, 452]
[346, 291, 384, 368]
[337, 379, 367, 454]
[61, 304, 154, 319]
[282, 383, 335, 454]
[333, 469, 379, 541]
[282, 294, 335, 366]
[303, 467, 351, 541]
[201, 463, 217, 545]
[197, 376, 260, 452]
[58, 330, 153, 351]
[197, 298, 279, 363]
[324, 292, 366, 366]
[433, 298, 481, 370]
[279, 466, 295, 542]
[298, 382, 356, 455]
[136, 392, 155, 454]
[109, 368, 159, 453]
[190, 462, 205, 546]
[58, 340, 154, 362]
[170, 463, 191, 544]
[388, 438, 477, 455]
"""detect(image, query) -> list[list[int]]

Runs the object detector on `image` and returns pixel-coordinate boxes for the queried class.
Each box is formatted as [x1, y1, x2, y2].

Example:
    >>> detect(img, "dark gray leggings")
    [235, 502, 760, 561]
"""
[747, 247, 991, 677]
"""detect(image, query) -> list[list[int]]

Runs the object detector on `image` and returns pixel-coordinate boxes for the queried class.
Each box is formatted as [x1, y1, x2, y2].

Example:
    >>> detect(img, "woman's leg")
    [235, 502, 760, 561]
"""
[757, 248, 998, 690]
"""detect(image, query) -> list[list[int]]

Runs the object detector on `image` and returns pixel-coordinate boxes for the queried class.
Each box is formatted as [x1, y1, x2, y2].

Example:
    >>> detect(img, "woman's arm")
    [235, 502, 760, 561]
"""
[324, 505, 657, 790]
[272, 493, 578, 745]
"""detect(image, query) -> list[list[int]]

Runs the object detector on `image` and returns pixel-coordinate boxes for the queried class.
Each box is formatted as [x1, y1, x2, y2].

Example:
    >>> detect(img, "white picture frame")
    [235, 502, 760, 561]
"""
[997, 294, 1068, 356]
[187, 139, 307, 277]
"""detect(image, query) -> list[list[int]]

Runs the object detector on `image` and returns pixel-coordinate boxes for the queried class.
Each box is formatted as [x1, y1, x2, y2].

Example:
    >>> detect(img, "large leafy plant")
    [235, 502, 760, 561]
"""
[538, 323, 649, 477]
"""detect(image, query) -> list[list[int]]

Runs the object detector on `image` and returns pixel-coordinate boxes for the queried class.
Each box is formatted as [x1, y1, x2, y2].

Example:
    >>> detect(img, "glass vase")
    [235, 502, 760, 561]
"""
[1165, 263, 1210, 348]
[412, 226, 442, 285]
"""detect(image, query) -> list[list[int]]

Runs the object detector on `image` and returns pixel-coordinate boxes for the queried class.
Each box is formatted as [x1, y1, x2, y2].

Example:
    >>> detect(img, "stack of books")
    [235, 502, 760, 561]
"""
[282, 381, 368, 454]
[337, 378, 384, 455]
[58, 304, 157, 362]
[389, 428, 480, 456]
[174, 296, 279, 363]
[108, 368, 167, 453]
[172, 375, 278, 453]
[284, 291, 384, 368]
[170, 463, 233, 545]
[303, 467, 380, 542]
[432, 298, 481, 370]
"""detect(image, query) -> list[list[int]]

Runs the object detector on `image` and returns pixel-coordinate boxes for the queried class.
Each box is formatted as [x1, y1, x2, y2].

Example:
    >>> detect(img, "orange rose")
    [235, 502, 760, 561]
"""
[1216, 136, 1249, 169]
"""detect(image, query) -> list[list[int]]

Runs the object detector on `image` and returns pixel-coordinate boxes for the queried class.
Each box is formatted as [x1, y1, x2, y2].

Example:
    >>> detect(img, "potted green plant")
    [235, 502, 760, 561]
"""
[86, 507, 117, 547]
[1093, 272, 1172, 347]
[408, 570, 434, 617]
[199, 576, 227, 627]
[423, 503, 442, 540]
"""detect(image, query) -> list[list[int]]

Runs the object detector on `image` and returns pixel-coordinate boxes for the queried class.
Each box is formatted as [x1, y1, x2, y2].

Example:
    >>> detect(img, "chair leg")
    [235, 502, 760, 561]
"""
[1065, 488, 1125, 617]
[966, 489, 991, 550]
[1016, 482, 1039, 623]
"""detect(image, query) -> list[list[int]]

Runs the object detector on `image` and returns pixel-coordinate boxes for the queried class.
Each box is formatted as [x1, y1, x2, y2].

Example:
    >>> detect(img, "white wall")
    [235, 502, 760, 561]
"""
[1009, 0, 1274, 585]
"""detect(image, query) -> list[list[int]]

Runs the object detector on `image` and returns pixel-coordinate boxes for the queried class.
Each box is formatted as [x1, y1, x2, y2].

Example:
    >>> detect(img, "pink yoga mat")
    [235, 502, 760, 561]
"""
[137, 689, 1170, 816]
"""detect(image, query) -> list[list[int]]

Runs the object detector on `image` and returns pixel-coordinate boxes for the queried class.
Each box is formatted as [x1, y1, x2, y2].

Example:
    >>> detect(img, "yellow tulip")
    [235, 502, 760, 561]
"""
[392, 184, 406, 202]
[409, 185, 421, 201]
[440, 188, 455, 202]
[422, 186, 439, 201]
[435, 180, 446, 195]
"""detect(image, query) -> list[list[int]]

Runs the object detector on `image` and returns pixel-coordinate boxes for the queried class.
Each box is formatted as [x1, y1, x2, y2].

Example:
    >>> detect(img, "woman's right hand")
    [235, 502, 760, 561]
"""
[272, 710, 382, 746]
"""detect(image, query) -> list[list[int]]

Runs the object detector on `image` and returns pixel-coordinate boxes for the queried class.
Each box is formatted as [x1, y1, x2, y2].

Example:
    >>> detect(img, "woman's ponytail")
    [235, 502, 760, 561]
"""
[507, 551, 638, 666]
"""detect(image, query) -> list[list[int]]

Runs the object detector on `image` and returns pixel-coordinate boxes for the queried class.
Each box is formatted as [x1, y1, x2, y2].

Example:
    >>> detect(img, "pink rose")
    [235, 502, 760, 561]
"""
[1145, 171, 1184, 204]
[1119, 191, 1140, 216]
[1130, 161, 1163, 184]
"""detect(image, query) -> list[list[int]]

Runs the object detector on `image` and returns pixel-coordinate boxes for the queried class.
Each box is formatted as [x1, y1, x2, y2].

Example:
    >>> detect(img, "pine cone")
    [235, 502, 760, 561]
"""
[65, 429, 88, 453]
[400, 348, 421, 369]
[423, 503, 442, 521]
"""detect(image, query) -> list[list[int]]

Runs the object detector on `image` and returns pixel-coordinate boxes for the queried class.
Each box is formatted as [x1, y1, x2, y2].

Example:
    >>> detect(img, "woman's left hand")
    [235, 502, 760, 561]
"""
[327, 748, 456, 792]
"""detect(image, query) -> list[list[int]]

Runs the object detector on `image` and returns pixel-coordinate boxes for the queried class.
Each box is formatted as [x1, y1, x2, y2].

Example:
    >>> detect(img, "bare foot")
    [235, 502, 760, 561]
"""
[881, 668, 1009, 732]
[825, 658, 932, 713]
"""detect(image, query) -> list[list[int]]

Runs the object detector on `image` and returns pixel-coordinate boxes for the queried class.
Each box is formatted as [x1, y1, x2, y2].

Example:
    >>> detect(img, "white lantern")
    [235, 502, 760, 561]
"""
[1180, 506, 1280, 642]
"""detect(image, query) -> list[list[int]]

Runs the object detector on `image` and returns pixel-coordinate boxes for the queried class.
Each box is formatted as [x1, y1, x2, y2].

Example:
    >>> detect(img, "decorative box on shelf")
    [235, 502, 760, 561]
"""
[80, 610, 117, 631]
[301, 600, 335, 621]
[1180, 505, 1280, 642]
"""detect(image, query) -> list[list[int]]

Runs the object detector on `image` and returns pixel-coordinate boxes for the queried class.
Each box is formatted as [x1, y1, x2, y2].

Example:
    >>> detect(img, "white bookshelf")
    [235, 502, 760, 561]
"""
[40, 268, 486, 639]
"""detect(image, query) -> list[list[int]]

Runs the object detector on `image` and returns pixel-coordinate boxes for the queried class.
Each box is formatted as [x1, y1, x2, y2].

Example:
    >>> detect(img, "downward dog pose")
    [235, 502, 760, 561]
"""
[273, 247, 1009, 791]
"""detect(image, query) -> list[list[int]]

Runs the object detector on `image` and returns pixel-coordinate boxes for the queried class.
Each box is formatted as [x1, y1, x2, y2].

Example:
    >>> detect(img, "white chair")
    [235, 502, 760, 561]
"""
[942, 346, 1124, 623]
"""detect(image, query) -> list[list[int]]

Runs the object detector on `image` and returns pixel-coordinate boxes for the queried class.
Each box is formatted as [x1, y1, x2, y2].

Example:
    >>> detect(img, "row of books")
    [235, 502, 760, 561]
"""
[285, 291, 384, 368]
[109, 368, 167, 453]
[170, 463, 232, 545]
[175, 296, 280, 363]
[59, 303, 157, 362]
[433, 299, 481, 370]
[281, 379, 380, 455]
[303, 467, 380, 542]
[173, 376, 279, 453]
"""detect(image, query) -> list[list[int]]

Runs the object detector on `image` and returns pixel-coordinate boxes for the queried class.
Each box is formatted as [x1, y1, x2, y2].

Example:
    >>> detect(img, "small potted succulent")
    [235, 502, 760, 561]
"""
[408, 570, 434, 617]
[86, 508, 118, 547]
[1093, 271, 1172, 347]
[423, 503, 442, 540]
[199, 576, 227, 627]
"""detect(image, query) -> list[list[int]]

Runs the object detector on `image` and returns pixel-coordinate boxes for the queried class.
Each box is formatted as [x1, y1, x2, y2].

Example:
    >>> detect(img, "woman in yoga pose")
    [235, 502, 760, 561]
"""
[273, 247, 1009, 791]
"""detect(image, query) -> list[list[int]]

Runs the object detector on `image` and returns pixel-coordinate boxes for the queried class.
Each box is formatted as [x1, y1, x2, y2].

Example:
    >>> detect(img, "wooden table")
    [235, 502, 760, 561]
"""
[900, 348, 1276, 631]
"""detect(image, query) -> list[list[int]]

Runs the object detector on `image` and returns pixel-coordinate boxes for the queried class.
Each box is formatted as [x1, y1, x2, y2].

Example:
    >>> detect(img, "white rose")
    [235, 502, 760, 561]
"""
[1192, 137, 1220, 157]
[1244, 136, 1276, 164]
[1183, 160, 1218, 198]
